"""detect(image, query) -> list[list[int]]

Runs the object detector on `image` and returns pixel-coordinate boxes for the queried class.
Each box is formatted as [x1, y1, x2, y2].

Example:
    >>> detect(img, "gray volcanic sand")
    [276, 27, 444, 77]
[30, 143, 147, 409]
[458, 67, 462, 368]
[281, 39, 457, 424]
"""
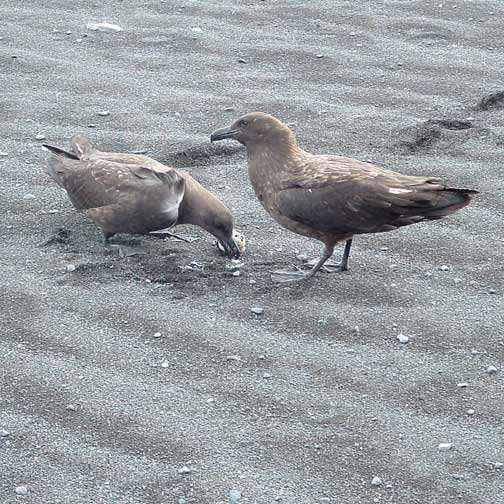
[1, 1, 503, 503]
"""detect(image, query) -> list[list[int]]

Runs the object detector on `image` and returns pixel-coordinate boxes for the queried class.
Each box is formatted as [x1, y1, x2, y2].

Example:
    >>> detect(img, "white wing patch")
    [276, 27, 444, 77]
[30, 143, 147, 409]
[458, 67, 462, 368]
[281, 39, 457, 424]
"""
[389, 188, 412, 194]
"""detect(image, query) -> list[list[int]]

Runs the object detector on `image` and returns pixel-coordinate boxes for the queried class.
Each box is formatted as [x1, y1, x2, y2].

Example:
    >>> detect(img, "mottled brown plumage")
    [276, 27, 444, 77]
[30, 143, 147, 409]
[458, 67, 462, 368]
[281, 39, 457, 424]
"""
[43, 135, 242, 258]
[211, 112, 478, 282]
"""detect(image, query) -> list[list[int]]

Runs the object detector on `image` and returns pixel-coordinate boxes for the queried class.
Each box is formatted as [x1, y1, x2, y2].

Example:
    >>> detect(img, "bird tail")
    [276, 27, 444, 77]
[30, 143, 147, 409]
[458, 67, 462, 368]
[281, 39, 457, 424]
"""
[42, 143, 80, 187]
[42, 143, 79, 160]
[423, 187, 478, 219]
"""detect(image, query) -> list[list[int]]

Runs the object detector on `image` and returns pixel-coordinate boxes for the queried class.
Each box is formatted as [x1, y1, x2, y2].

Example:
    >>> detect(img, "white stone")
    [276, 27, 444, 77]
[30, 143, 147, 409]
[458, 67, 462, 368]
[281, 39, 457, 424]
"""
[397, 333, 409, 344]
[371, 476, 382, 486]
[229, 489, 242, 502]
[178, 465, 191, 474]
[86, 22, 123, 32]
[438, 442, 453, 451]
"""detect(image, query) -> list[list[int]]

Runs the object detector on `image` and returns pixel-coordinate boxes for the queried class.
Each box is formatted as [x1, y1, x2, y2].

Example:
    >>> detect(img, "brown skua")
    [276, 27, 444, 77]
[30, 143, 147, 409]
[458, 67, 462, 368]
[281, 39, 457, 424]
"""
[43, 135, 243, 258]
[211, 112, 478, 283]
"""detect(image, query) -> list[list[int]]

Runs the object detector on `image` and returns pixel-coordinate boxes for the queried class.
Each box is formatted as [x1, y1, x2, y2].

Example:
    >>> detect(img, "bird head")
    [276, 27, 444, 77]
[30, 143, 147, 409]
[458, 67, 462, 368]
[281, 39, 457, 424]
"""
[210, 112, 295, 147]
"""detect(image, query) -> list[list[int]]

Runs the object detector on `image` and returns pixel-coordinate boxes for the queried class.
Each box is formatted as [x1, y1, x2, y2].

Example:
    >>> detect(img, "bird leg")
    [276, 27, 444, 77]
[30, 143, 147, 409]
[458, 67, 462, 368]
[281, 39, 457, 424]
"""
[271, 244, 336, 283]
[102, 233, 114, 247]
[149, 230, 191, 243]
[340, 238, 352, 272]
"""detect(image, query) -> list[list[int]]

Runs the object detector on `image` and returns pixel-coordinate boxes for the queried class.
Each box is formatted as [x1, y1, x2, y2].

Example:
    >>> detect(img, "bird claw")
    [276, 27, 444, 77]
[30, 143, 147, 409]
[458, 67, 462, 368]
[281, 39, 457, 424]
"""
[304, 258, 345, 273]
[270, 268, 309, 284]
[321, 263, 344, 273]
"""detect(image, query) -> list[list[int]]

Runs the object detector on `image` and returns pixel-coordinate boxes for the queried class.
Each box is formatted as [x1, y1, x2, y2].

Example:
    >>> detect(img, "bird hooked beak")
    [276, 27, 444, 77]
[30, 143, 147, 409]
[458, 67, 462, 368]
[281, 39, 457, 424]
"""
[216, 229, 246, 259]
[224, 238, 241, 259]
[210, 126, 238, 142]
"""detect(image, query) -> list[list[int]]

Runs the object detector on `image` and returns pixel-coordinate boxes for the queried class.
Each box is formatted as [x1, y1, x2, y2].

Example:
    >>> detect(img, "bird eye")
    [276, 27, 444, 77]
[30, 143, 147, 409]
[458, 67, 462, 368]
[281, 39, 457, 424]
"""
[239, 119, 249, 127]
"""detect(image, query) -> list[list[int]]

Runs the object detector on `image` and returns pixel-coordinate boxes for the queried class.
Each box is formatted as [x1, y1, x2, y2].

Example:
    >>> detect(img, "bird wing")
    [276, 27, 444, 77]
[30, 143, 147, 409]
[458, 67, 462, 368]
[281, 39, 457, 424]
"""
[276, 155, 453, 234]
[52, 158, 185, 213]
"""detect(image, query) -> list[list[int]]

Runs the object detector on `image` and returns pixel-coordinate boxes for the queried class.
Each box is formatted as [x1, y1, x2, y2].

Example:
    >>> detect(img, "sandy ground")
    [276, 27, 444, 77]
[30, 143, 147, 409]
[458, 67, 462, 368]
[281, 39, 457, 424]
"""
[1, 1, 503, 503]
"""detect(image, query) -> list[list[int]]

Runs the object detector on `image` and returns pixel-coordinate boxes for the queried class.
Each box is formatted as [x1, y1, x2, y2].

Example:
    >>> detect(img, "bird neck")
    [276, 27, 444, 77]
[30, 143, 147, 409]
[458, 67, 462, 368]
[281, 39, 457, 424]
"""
[177, 174, 228, 236]
[246, 133, 302, 168]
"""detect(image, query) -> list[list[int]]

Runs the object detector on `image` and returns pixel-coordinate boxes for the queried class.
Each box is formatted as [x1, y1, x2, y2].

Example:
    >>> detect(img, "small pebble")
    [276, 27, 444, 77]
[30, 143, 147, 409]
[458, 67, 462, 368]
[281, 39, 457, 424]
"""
[161, 361, 169, 368]
[65, 264, 76, 272]
[250, 307, 264, 315]
[238, 58, 247, 63]
[262, 372, 272, 379]
[0, 429, 10, 437]
[439, 265, 450, 271]
[457, 382, 468, 388]
[232, 270, 240, 277]
[486, 365, 498, 374]
[153, 332, 162, 338]
[23, 193, 36, 199]
[224, 107, 236, 112]
[35, 134, 46, 140]
[467, 409, 475, 415]
[296, 253, 309, 261]
[396, 333, 409, 344]
[191, 27, 203, 33]
[98, 110, 110, 116]
[15, 486, 28, 496]
[229, 489, 242, 502]
[371, 476, 382, 486]
[438, 442, 453, 451]
[0, 151, 8, 156]
[316, 54, 324, 58]
[178, 465, 191, 474]
[66, 404, 76, 411]
[494, 462, 503, 469]
[66, 30, 72, 35]
[87, 124, 96, 128]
